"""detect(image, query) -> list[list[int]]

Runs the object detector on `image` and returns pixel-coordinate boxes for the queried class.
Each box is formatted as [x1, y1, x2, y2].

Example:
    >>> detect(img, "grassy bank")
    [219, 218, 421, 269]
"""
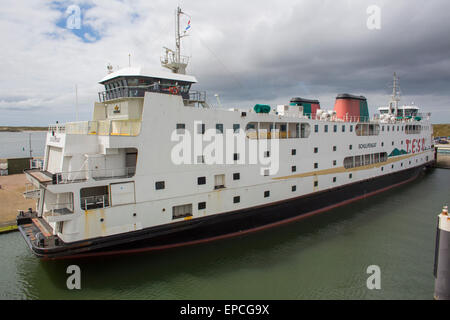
[0, 126, 47, 132]
[433, 124, 450, 137]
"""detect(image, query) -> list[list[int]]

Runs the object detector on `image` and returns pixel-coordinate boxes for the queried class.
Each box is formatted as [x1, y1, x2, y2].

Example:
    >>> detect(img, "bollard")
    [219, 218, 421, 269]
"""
[434, 205, 450, 300]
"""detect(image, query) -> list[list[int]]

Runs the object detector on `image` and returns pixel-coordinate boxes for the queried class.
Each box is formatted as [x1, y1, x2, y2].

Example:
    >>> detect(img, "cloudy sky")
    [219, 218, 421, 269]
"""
[0, 0, 449, 125]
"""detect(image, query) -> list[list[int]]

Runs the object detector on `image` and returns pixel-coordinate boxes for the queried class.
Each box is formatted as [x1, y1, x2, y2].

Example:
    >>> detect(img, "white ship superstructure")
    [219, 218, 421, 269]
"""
[17, 7, 435, 259]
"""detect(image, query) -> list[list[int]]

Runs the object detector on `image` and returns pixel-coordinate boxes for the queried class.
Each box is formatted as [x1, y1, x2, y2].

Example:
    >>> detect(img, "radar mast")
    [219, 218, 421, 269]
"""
[390, 72, 401, 116]
[161, 6, 190, 74]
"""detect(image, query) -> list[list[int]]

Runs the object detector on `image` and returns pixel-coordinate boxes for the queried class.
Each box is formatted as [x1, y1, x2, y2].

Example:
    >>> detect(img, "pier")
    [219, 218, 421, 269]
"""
[435, 144, 450, 168]
[0, 174, 36, 233]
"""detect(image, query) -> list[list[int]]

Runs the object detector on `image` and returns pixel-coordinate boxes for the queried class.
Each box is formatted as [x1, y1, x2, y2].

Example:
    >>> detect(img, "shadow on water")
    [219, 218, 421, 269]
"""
[9, 168, 447, 299]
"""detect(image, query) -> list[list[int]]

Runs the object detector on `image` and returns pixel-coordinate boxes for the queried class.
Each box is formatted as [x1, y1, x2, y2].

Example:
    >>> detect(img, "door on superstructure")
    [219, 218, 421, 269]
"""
[46, 146, 62, 174]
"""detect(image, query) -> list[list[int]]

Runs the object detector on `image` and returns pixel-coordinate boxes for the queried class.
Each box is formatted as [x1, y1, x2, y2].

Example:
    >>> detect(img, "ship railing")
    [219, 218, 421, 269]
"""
[53, 166, 136, 184]
[24, 183, 41, 200]
[98, 83, 189, 102]
[44, 202, 74, 216]
[64, 119, 142, 136]
[80, 194, 109, 210]
[188, 91, 206, 103]
[299, 113, 371, 123]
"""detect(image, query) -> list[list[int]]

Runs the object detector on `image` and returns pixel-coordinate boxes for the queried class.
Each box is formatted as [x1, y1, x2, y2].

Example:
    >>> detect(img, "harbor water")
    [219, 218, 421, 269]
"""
[0, 168, 448, 299]
[0, 132, 47, 159]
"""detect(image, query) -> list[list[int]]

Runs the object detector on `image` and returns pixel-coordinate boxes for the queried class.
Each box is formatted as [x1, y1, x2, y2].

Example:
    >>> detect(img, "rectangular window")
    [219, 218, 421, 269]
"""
[314, 181, 318, 187]
[176, 123, 185, 134]
[214, 174, 225, 189]
[155, 181, 165, 190]
[264, 151, 270, 158]
[333, 125, 337, 132]
[333, 177, 336, 183]
[197, 177, 206, 185]
[333, 146, 337, 151]
[216, 124, 223, 134]
[292, 185, 296, 192]
[349, 173, 353, 179]
[314, 147, 318, 153]
[233, 196, 240, 204]
[324, 125, 328, 133]
[342, 125, 345, 132]
[198, 202, 206, 210]
[315, 124, 319, 133]
[233, 153, 239, 161]
[233, 124, 240, 133]
[292, 149, 296, 155]
[264, 191, 270, 198]
[349, 145, 353, 150]
[333, 160, 337, 166]
[264, 169, 270, 176]
[350, 125, 353, 132]
[233, 173, 240, 180]
[292, 166, 296, 172]
[172, 204, 192, 219]
[314, 163, 318, 169]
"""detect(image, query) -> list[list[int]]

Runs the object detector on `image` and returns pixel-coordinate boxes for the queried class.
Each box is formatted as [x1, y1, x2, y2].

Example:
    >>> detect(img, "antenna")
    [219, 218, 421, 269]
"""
[161, 6, 190, 74]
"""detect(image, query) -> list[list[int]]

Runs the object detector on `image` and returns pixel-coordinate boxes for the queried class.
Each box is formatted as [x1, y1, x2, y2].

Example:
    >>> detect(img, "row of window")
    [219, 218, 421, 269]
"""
[177, 122, 424, 139]
[343, 152, 388, 169]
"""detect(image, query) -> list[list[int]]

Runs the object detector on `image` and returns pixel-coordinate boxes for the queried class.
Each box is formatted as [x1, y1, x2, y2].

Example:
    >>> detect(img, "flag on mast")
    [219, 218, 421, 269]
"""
[185, 20, 191, 32]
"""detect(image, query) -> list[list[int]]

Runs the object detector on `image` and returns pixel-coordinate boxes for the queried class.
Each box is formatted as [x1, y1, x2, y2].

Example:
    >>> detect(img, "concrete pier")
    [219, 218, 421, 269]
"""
[434, 205, 450, 300]
[0, 174, 36, 234]
[435, 145, 450, 169]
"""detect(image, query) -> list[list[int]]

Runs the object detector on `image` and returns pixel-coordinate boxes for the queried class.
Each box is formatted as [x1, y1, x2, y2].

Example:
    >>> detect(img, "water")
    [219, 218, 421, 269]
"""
[0, 132, 47, 159]
[0, 168, 448, 300]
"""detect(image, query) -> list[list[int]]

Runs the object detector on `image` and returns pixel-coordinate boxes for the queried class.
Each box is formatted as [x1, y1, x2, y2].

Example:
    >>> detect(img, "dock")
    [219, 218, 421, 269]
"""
[436, 145, 450, 169]
[0, 174, 36, 234]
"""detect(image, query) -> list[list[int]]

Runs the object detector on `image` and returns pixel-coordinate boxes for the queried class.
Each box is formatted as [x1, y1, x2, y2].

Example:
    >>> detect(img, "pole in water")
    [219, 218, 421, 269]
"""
[434, 205, 450, 300]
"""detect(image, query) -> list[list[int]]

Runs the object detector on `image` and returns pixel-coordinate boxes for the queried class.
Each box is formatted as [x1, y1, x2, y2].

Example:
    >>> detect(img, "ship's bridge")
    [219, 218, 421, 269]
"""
[98, 66, 206, 107]
[378, 105, 420, 119]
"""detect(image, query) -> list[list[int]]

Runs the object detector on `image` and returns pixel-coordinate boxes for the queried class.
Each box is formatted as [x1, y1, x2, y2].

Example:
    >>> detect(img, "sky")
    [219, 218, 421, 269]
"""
[0, 0, 449, 125]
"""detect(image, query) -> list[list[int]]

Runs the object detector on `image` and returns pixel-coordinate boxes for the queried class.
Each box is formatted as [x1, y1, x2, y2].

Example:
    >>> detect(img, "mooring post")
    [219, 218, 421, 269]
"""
[434, 205, 450, 300]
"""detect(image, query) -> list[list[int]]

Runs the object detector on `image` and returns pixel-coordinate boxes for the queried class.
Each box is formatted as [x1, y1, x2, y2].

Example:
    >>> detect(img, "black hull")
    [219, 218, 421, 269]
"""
[18, 163, 433, 260]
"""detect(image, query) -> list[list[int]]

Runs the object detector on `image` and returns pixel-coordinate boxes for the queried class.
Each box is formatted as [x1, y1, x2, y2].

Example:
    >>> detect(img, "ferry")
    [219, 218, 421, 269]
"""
[17, 7, 435, 259]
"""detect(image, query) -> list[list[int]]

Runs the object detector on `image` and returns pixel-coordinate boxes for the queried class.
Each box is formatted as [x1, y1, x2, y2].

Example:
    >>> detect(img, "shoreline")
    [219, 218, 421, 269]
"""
[0, 127, 47, 132]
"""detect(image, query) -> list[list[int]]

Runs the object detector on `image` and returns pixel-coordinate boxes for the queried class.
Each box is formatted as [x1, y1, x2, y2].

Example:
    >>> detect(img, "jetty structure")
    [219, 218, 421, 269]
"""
[434, 205, 450, 300]
[16, 7, 435, 259]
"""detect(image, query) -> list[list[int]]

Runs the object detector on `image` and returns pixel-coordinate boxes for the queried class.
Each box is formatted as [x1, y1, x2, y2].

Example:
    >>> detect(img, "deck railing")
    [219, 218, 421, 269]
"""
[44, 202, 74, 215]
[56, 119, 142, 136]
[80, 194, 109, 210]
[53, 166, 136, 184]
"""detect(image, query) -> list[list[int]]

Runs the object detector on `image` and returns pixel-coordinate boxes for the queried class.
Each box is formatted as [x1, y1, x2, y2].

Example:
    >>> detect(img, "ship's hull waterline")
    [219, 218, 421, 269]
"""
[17, 162, 433, 260]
